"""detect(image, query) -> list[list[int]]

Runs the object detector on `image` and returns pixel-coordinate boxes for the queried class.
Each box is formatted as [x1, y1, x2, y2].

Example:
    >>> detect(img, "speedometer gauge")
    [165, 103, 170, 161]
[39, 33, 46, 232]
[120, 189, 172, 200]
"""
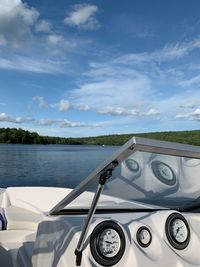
[98, 228, 121, 258]
[165, 213, 190, 250]
[90, 221, 125, 266]
[151, 160, 176, 186]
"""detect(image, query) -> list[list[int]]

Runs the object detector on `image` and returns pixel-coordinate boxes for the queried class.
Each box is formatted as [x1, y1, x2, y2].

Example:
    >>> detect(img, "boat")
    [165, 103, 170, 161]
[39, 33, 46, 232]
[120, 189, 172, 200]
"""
[0, 137, 200, 267]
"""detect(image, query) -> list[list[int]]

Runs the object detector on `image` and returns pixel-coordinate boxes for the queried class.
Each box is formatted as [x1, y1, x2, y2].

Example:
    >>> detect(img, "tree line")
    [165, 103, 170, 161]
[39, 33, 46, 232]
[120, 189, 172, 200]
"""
[0, 128, 81, 145]
[0, 127, 199, 146]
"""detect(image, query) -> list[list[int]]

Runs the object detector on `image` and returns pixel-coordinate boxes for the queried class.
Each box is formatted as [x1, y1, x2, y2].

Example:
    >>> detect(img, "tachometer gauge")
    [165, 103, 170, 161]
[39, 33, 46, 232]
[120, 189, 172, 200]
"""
[171, 218, 188, 243]
[90, 221, 125, 266]
[136, 226, 152, 247]
[151, 160, 176, 186]
[165, 213, 190, 250]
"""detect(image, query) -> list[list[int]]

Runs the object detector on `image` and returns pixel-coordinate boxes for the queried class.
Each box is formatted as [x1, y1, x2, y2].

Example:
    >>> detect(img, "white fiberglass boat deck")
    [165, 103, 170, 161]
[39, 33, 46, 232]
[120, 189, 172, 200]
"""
[0, 137, 200, 267]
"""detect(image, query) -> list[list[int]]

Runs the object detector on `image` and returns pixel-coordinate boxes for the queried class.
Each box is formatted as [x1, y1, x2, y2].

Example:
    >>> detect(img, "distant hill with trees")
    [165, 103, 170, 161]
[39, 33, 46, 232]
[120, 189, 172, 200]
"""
[0, 128, 199, 146]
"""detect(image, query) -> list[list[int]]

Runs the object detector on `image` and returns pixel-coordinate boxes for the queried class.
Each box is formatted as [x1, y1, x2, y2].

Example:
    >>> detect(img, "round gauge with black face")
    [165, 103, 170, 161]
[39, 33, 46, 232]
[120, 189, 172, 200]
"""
[165, 213, 190, 250]
[136, 226, 152, 247]
[151, 160, 176, 186]
[125, 159, 140, 172]
[90, 221, 125, 266]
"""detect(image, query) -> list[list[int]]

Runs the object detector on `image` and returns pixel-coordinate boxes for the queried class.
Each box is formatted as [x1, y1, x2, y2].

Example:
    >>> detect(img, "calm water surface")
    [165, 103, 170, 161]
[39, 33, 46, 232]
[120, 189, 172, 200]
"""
[0, 144, 118, 188]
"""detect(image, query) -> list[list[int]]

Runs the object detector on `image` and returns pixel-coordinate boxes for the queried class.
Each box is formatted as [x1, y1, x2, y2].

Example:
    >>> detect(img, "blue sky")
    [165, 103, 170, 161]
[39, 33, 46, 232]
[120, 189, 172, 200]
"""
[0, 0, 200, 137]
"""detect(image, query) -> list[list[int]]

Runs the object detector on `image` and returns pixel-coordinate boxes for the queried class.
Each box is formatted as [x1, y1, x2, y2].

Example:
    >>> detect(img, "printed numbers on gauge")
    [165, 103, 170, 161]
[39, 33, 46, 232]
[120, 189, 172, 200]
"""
[166, 213, 190, 250]
[98, 228, 121, 258]
[90, 221, 126, 266]
[171, 218, 188, 243]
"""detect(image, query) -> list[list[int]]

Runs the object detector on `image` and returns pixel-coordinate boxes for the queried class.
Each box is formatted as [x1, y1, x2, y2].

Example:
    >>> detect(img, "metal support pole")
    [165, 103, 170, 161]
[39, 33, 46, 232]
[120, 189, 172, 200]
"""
[75, 161, 118, 266]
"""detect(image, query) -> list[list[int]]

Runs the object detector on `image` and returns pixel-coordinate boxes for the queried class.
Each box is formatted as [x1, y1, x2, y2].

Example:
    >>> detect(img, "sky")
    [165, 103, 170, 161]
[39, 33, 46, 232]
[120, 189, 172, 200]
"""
[0, 0, 200, 137]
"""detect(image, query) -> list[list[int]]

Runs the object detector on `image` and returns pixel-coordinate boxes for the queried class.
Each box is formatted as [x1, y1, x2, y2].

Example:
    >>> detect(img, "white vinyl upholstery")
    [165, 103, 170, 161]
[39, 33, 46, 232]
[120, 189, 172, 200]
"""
[6, 187, 72, 213]
[0, 230, 36, 267]
[4, 206, 44, 231]
[0, 188, 10, 208]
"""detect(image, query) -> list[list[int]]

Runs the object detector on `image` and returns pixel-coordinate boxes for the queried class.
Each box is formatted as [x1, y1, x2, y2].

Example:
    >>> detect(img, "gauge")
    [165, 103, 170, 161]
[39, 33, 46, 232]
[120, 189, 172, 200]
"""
[98, 228, 121, 257]
[125, 159, 140, 172]
[151, 160, 176, 186]
[90, 221, 125, 266]
[165, 213, 190, 250]
[136, 226, 152, 247]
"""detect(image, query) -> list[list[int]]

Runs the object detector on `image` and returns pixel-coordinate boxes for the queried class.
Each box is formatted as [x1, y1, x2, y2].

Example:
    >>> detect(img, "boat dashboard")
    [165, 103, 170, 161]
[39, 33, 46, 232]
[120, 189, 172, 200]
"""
[32, 209, 200, 267]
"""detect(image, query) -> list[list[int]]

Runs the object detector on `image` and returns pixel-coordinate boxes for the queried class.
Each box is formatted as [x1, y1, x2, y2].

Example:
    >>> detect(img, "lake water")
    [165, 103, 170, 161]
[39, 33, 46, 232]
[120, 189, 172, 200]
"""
[0, 144, 118, 188]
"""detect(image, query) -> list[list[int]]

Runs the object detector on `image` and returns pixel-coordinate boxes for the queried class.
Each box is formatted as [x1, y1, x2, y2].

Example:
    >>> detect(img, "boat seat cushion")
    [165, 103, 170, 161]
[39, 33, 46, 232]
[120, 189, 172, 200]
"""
[4, 206, 44, 231]
[6, 187, 72, 213]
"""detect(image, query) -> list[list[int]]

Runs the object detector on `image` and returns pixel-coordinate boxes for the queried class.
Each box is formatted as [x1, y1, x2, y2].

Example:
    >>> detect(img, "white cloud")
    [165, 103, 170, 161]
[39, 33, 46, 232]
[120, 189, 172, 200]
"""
[0, 0, 39, 48]
[35, 20, 51, 33]
[98, 107, 139, 116]
[33, 96, 48, 108]
[0, 112, 33, 123]
[58, 100, 72, 112]
[36, 119, 58, 126]
[176, 109, 200, 122]
[0, 56, 65, 74]
[47, 34, 63, 45]
[178, 74, 200, 87]
[77, 104, 90, 111]
[97, 106, 159, 117]
[153, 43, 191, 61]
[116, 39, 200, 66]
[64, 4, 99, 30]
[35, 118, 100, 128]
[0, 0, 20, 12]
[142, 108, 160, 116]
[15, 116, 33, 123]
[0, 0, 78, 72]
[45, 34, 77, 53]
[0, 112, 102, 129]
[0, 113, 10, 121]
[70, 63, 153, 115]
[60, 119, 88, 128]
[66, 37, 200, 124]
[72, 70, 151, 109]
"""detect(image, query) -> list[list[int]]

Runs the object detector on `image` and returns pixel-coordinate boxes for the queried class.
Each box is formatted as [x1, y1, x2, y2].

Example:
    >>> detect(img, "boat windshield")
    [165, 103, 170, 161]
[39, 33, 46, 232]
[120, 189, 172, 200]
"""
[50, 137, 200, 213]
[102, 151, 200, 209]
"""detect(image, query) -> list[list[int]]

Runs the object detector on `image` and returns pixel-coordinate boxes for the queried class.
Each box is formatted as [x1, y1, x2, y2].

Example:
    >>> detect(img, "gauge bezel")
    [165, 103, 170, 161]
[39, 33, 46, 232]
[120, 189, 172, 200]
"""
[165, 213, 190, 250]
[151, 160, 176, 186]
[90, 221, 126, 266]
[136, 226, 152, 248]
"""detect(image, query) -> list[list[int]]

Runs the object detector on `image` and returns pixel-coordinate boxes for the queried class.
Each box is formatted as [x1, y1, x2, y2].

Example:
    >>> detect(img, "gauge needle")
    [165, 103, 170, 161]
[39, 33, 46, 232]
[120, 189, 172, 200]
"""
[175, 227, 179, 237]
[175, 226, 183, 237]
[105, 241, 113, 244]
